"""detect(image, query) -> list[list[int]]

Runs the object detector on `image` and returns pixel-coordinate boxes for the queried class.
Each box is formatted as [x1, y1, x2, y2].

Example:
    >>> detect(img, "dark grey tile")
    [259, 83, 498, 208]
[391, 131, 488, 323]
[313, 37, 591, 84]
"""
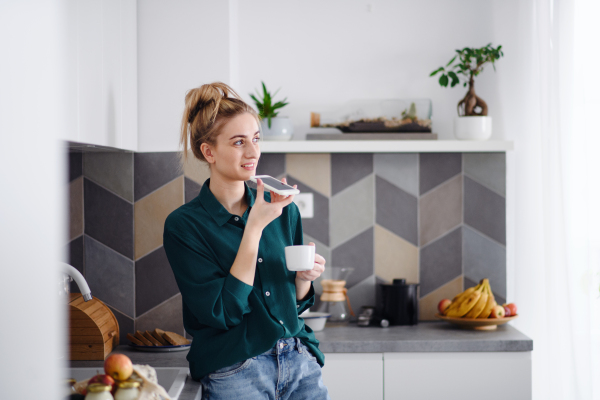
[463, 226, 506, 299]
[85, 235, 135, 318]
[135, 294, 184, 337]
[419, 227, 462, 297]
[464, 276, 505, 306]
[286, 176, 330, 246]
[69, 152, 82, 182]
[108, 305, 135, 346]
[464, 176, 506, 245]
[463, 153, 506, 196]
[134, 152, 182, 201]
[347, 275, 376, 312]
[375, 176, 418, 246]
[184, 177, 202, 204]
[331, 153, 373, 196]
[135, 246, 180, 316]
[84, 152, 134, 202]
[419, 153, 462, 195]
[256, 153, 285, 177]
[331, 227, 374, 289]
[67, 235, 84, 294]
[84, 178, 134, 259]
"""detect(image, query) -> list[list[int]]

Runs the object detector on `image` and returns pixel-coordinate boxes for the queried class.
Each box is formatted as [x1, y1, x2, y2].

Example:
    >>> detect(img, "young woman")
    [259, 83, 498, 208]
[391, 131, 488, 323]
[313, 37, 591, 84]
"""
[163, 82, 330, 400]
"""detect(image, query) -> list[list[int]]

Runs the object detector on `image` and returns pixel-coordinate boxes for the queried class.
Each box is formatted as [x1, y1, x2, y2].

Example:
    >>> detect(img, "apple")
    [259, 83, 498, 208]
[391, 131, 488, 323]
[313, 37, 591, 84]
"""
[438, 299, 452, 315]
[104, 354, 133, 381]
[505, 303, 517, 316]
[87, 374, 115, 389]
[503, 306, 511, 317]
[490, 305, 505, 318]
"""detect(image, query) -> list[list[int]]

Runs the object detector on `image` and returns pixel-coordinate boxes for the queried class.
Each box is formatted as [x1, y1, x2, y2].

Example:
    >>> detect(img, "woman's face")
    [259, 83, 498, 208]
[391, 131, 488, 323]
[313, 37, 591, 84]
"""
[205, 112, 261, 183]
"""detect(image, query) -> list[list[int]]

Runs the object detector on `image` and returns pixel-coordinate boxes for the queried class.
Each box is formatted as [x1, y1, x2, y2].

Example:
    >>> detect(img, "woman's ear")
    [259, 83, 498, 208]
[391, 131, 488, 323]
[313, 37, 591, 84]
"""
[201, 143, 215, 164]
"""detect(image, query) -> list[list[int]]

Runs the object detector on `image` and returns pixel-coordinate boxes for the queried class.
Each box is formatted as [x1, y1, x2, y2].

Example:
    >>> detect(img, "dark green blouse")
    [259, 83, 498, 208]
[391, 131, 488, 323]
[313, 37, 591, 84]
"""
[163, 178, 324, 380]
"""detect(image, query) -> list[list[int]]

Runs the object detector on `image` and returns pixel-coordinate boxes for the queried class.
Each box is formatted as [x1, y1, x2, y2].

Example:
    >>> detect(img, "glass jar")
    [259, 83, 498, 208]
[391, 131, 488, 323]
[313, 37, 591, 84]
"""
[114, 381, 141, 400]
[64, 379, 77, 397]
[310, 99, 432, 133]
[85, 383, 114, 400]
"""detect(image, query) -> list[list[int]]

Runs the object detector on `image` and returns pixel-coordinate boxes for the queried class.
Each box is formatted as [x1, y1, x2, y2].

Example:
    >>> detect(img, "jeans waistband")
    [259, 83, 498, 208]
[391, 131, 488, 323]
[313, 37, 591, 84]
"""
[262, 337, 302, 356]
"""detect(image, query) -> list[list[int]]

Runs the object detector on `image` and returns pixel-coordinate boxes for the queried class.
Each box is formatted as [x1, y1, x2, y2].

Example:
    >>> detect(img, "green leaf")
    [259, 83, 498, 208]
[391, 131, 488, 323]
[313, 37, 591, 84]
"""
[439, 74, 449, 87]
[429, 67, 444, 76]
[448, 71, 459, 87]
[446, 56, 457, 67]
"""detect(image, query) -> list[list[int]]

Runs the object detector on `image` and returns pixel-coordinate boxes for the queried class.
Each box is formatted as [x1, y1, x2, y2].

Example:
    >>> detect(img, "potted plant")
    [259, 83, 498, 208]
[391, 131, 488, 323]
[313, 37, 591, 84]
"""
[430, 43, 504, 140]
[250, 82, 293, 141]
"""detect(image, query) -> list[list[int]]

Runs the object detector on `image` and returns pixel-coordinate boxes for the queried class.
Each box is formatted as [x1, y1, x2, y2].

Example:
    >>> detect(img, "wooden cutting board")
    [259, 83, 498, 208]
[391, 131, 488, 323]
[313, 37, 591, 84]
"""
[68, 293, 119, 360]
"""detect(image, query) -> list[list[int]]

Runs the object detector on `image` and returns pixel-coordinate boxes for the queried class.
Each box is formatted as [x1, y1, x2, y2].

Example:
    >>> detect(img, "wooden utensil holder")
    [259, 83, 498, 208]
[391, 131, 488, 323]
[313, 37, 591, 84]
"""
[68, 293, 119, 360]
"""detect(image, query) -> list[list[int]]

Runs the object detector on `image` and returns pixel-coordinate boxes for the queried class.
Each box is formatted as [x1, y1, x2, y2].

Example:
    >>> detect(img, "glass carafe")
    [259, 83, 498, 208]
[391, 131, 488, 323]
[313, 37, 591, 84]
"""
[317, 267, 355, 323]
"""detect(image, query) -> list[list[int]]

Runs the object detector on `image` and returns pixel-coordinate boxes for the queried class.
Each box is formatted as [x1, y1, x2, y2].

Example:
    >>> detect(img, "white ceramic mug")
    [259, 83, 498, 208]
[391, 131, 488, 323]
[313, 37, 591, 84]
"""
[284, 245, 315, 271]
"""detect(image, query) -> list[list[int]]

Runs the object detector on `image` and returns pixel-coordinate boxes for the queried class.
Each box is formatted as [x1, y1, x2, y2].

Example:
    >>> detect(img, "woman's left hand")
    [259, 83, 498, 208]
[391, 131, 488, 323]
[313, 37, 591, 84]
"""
[296, 242, 326, 282]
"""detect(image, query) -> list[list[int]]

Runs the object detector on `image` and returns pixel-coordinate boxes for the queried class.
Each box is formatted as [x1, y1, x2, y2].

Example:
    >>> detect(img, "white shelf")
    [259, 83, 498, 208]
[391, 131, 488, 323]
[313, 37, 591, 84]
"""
[259, 140, 513, 153]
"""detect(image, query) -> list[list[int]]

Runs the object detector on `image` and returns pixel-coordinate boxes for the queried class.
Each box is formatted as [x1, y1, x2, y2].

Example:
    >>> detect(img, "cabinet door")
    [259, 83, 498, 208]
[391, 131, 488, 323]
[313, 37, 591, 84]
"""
[384, 352, 532, 400]
[321, 353, 383, 399]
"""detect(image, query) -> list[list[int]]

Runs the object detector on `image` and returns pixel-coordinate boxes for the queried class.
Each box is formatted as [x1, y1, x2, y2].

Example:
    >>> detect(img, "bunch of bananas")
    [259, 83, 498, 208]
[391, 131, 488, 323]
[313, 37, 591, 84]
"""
[443, 279, 497, 318]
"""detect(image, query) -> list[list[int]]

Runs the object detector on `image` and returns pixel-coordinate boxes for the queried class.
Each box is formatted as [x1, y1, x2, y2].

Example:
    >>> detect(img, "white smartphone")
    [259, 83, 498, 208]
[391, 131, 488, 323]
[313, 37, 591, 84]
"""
[249, 175, 300, 196]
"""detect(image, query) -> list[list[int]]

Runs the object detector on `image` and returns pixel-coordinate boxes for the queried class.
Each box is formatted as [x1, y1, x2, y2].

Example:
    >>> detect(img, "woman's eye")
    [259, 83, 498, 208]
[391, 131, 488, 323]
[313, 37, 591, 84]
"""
[234, 140, 243, 145]
[253, 137, 260, 142]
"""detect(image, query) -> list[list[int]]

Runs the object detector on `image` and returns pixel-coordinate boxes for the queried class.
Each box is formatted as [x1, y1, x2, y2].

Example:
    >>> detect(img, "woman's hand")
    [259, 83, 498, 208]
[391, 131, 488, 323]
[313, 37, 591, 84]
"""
[247, 178, 296, 232]
[296, 242, 326, 282]
[295, 242, 325, 300]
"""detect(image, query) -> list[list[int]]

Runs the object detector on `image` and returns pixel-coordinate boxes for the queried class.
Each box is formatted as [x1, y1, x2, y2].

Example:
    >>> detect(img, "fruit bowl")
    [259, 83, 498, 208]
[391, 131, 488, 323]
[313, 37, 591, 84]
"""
[435, 313, 518, 330]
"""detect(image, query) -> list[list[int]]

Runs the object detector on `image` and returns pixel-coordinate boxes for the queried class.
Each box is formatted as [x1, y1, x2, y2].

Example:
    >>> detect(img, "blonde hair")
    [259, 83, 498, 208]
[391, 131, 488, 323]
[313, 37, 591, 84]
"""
[180, 82, 259, 163]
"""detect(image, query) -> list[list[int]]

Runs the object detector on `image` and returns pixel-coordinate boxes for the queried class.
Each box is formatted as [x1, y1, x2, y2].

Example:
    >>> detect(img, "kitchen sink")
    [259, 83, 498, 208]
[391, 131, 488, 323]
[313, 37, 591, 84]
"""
[66, 367, 189, 399]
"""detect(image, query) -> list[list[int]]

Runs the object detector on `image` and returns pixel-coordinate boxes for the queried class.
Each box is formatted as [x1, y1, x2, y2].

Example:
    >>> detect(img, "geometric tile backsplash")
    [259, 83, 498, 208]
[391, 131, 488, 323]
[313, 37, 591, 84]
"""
[66, 149, 506, 340]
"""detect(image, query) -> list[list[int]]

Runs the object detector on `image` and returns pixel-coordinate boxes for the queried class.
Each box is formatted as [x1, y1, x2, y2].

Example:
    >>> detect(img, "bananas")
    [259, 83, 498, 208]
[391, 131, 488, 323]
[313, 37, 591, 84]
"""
[443, 279, 497, 319]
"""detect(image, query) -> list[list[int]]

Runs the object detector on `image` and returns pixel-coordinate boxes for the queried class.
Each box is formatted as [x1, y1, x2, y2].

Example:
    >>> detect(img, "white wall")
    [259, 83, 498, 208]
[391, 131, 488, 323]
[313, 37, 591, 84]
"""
[137, 0, 511, 151]
[62, 0, 138, 150]
[137, 0, 231, 152]
[0, 1, 68, 398]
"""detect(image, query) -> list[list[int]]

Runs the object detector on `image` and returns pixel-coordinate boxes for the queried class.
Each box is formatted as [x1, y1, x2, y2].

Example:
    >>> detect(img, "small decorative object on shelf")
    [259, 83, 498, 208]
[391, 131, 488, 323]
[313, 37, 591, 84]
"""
[310, 99, 432, 134]
[431, 43, 504, 140]
[250, 81, 293, 141]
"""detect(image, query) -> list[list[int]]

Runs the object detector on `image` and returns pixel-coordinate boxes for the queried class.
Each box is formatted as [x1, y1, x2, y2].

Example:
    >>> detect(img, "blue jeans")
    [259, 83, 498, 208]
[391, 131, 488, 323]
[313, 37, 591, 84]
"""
[201, 337, 330, 400]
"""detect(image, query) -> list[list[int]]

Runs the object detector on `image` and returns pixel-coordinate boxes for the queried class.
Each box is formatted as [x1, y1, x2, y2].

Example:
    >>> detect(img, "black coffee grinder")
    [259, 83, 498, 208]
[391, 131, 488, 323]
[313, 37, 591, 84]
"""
[376, 279, 419, 326]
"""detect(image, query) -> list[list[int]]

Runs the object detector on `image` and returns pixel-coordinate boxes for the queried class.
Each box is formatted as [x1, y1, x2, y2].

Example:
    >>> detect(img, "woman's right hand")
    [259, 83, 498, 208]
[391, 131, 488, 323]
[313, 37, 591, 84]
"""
[247, 178, 296, 231]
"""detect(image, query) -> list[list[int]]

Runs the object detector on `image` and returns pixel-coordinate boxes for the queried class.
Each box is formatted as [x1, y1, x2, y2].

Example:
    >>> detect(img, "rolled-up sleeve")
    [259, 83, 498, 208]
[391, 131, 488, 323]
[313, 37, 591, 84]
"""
[163, 222, 253, 331]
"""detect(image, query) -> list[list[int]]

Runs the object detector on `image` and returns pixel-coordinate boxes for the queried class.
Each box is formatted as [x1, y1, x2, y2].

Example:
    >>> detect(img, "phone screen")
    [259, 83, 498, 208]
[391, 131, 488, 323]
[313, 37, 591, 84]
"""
[256, 176, 295, 190]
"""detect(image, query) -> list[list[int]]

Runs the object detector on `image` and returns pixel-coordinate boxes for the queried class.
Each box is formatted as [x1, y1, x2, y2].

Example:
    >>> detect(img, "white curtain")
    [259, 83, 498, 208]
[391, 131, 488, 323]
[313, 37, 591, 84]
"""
[502, 0, 600, 398]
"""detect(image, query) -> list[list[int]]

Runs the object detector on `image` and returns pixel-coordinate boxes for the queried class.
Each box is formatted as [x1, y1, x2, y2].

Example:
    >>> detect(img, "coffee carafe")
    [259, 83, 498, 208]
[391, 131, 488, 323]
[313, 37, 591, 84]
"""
[317, 267, 355, 324]
[377, 278, 419, 325]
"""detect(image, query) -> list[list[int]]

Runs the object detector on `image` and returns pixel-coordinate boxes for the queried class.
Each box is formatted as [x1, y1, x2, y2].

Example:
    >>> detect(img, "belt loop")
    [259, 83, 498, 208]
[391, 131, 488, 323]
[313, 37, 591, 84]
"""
[296, 337, 302, 353]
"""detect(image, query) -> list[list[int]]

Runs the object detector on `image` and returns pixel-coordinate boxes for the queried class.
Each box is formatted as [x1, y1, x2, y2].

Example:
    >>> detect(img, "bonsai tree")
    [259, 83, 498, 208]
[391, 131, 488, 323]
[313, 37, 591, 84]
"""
[249, 82, 289, 128]
[430, 43, 504, 117]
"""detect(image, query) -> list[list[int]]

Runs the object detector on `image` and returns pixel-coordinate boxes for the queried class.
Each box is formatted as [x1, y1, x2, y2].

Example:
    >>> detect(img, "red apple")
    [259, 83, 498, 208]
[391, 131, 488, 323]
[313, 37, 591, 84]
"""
[87, 374, 115, 389]
[438, 299, 452, 315]
[490, 305, 505, 318]
[503, 306, 511, 317]
[505, 303, 517, 316]
[104, 354, 133, 381]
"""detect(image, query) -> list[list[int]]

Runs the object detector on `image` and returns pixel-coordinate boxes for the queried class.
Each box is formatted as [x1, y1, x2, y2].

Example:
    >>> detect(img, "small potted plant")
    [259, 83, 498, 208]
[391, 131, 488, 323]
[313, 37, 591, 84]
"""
[430, 43, 504, 140]
[250, 82, 292, 141]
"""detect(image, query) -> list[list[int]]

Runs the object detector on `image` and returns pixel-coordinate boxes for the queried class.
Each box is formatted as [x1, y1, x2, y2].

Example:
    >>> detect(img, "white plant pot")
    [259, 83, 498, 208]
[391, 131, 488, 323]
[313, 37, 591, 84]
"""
[261, 117, 294, 141]
[454, 116, 492, 140]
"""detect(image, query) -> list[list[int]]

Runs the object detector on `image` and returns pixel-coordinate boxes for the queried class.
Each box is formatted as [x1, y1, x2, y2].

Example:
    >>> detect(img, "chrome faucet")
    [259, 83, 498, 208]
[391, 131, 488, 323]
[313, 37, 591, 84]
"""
[59, 262, 92, 301]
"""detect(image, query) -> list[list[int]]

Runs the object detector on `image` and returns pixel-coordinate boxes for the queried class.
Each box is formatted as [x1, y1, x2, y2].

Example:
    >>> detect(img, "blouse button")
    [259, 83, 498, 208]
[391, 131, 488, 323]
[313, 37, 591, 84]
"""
[234, 217, 239, 221]
[279, 320, 284, 325]
[265, 291, 271, 296]
[258, 258, 263, 263]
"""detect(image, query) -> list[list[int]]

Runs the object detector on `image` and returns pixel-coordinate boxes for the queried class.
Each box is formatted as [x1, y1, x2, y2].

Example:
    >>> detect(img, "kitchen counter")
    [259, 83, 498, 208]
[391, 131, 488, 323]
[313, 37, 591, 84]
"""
[69, 322, 531, 399]
[314, 321, 533, 353]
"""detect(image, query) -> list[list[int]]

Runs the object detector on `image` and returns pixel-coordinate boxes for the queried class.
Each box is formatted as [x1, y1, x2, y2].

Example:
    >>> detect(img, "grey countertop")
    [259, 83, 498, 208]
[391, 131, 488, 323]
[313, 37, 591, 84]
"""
[314, 321, 533, 353]
[69, 322, 532, 399]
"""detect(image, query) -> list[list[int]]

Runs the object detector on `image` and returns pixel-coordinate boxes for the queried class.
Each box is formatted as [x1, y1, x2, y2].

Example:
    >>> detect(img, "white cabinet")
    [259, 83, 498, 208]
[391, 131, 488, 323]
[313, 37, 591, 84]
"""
[62, 0, 137, 150]
[322, 352, 531, 400]
[321, 353, 383, 399]
[384, 352, 532, 400]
